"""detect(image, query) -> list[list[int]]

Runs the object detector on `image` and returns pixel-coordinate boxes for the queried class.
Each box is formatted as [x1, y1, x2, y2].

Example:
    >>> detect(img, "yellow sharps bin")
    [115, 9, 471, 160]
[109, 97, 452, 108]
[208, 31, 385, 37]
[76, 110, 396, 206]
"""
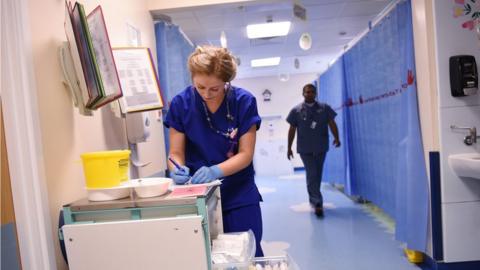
[80, 150, 130, 188]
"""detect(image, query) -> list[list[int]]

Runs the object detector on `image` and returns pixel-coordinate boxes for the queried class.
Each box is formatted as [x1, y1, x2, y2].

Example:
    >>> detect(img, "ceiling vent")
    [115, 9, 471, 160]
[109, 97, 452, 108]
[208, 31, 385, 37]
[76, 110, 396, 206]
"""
[293, 3, 306, 21]
[249, 36, 286, 47]
[151, 13, 172, 23]
[235, 57, 241, 66]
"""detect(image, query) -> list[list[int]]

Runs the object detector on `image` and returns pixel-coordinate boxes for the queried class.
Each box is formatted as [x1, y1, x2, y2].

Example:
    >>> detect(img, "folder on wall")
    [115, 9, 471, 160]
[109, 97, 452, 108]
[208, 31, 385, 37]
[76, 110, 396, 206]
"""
[70, 2, 102, 108]
[64, 2, 90, 109]
[86, 6, 123, 108]
[64, 1, 122, 110]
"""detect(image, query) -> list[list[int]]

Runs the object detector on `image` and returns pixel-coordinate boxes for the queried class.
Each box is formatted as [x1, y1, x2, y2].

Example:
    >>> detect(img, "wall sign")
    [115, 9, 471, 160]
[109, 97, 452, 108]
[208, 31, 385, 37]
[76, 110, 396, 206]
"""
[262, 89, 272, 102]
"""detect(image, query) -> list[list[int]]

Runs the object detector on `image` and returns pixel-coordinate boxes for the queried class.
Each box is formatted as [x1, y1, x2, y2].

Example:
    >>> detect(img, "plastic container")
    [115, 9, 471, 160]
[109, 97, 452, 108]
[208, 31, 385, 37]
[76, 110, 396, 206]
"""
[86, 182, 132, 202]
[212, 230, 256, 270]
[130, 178, 172, 198]
[251, 254, 299, 270]
[80, 150, 130, 188]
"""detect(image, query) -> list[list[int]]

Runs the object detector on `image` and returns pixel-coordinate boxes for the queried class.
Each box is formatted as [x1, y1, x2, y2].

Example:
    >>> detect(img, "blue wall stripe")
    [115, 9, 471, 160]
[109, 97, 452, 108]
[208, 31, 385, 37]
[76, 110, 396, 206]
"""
[423, 152, 480, 269]
[1, 223, 21, 270]
[429, 151, 443, 261]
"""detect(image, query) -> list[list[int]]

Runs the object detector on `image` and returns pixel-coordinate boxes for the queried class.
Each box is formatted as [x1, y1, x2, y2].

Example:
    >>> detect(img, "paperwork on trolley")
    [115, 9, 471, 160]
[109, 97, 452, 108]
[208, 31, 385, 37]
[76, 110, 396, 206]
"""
[168, 180, 222, 198]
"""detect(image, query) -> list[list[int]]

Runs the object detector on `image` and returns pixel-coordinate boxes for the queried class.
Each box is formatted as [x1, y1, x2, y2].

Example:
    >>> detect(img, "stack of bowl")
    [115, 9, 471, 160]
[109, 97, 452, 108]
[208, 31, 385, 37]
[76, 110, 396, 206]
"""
[80, 150, 173, 201]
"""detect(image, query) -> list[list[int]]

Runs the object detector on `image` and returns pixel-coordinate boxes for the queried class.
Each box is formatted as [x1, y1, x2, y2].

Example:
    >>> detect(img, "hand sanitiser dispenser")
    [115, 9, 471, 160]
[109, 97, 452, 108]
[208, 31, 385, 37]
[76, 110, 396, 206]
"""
[449, 55, 478, 97]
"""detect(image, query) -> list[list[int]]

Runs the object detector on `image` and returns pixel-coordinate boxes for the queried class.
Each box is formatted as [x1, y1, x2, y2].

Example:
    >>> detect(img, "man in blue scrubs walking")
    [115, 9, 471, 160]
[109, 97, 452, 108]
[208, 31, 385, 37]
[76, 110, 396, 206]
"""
[164, 45, 264, 256]
[286, 84, 340, 217]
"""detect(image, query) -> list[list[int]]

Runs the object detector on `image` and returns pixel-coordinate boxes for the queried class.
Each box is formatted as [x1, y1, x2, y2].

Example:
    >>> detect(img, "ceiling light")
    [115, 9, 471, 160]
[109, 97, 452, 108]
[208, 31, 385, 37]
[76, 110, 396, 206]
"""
[246, 21, 291, 39]
[299, 33, 312, 50]
[220, 31, 227, 48]
[251, 57, 281, 67]
[278, 73, 290, 82]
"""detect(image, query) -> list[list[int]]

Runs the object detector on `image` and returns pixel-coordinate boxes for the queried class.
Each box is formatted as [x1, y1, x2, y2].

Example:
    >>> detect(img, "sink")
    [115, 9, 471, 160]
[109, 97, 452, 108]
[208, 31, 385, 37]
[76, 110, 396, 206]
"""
[448, 153, 480, 179]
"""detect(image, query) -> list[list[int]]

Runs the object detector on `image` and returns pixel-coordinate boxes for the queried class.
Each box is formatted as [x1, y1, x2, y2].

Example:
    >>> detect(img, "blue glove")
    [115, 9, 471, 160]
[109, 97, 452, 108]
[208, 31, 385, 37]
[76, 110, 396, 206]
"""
[191, 165, 223, 184]
[171, 166, 190, 185]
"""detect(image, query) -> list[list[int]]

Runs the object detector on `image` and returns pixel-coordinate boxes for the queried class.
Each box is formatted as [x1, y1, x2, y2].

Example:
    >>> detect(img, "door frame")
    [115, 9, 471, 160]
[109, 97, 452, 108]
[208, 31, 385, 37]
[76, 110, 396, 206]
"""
[1, 0, 57, 269]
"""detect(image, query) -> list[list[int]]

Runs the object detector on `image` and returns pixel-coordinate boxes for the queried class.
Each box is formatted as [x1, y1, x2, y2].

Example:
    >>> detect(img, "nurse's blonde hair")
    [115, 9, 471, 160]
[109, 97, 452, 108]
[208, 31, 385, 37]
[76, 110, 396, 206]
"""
[188, 45, 237, 82]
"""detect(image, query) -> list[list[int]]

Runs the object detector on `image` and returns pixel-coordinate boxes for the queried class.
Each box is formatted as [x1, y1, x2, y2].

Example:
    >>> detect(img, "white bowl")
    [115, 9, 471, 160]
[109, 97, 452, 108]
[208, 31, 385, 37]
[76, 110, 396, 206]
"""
[86, 183, 132, 202]
[130, 177, 172, 198]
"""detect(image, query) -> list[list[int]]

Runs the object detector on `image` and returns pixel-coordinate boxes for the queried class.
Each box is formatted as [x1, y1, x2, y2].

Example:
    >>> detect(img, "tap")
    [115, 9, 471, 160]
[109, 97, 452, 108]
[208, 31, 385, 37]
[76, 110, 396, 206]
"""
[450, 125, 477, 145]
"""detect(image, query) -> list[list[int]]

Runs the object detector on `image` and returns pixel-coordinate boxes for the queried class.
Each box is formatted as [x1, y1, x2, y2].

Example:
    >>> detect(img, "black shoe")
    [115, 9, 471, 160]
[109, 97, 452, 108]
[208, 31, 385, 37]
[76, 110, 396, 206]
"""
[314, 206, 324, 217]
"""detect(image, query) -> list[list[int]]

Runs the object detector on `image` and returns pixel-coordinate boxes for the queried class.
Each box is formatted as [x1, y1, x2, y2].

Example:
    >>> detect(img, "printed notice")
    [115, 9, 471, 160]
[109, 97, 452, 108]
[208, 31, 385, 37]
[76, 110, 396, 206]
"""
[112, 47, 164, 113]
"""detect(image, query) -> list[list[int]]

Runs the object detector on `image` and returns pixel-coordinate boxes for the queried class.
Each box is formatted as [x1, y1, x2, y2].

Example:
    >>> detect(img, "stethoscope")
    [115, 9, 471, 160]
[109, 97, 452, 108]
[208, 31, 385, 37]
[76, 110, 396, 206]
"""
[224, 83, 235, 122]
[200, 84, 236, 139]
[301, 103, 312, 121]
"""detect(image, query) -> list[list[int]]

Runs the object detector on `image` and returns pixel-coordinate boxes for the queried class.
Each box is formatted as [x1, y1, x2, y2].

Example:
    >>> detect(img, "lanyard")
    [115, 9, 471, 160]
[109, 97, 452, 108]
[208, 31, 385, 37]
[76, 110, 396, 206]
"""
[199, 87, 240, 158]
[301, 102, 317, 121]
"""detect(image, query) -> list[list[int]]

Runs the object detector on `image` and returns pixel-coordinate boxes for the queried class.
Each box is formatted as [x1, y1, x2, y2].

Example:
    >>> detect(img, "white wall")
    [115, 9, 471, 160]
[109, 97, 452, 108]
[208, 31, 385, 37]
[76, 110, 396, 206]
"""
[27, 0, 166, 268]
[411, 0, 438, 257]
[411, 0, 440, 163]
[234, 73, 317, 169]
[432, 0, 480, 262]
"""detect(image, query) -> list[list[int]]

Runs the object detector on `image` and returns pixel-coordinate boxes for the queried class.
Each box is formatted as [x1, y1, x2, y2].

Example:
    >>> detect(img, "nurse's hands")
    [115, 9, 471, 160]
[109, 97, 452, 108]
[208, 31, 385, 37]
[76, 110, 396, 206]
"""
[191, 165, 224, 184]
[171, 166, 190, 185]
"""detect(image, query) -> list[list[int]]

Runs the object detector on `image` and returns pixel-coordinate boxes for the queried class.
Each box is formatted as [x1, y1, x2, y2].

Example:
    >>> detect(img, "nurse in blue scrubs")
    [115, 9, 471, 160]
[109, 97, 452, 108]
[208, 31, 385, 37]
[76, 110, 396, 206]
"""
[164, 45, 264, 257]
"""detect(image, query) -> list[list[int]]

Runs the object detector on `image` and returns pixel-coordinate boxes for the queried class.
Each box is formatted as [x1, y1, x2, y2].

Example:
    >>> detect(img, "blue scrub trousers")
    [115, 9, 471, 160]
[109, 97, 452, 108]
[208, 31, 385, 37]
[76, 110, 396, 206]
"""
[300, 152, 327, 208]
[222, 203, 264, 257]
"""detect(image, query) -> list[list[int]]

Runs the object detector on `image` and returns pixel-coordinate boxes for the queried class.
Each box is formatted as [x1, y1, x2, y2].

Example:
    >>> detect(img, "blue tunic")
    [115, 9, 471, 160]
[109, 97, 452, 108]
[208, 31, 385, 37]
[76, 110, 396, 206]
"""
[164, 86, 263, 211]
[286, 101, 337, 153]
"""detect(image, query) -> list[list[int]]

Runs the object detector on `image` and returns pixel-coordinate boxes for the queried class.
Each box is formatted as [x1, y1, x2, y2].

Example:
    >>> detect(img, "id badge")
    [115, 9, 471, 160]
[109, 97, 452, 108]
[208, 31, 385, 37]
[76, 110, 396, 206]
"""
[310, 121, 317, 129]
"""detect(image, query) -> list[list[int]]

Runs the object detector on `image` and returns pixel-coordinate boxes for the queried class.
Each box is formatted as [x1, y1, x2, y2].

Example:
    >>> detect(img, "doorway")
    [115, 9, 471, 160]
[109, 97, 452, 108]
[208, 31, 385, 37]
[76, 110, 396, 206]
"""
[1, 102, 22, 270]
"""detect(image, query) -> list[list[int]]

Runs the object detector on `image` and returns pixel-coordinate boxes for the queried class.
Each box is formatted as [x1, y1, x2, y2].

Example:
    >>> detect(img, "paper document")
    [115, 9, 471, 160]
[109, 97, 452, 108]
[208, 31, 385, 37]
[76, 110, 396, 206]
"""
[168, 180, 222, 198]
[112, 47, 164, 113]
[168, 185, 207, 198]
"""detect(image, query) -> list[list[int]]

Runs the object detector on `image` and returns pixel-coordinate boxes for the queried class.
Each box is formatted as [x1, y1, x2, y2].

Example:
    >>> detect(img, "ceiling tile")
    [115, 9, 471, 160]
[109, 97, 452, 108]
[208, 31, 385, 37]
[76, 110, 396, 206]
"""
[304, 3, 345, 20]
[158, 0, 394, 79]
[339, 0, 390, 17]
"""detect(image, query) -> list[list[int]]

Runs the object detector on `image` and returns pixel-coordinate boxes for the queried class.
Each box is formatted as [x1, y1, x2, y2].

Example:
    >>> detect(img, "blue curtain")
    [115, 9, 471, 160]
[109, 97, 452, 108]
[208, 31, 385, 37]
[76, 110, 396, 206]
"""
[318, 58, 351, 194]
[319, 0, 428, 252]
[155, 22, 194, 104]
[155, 22, 195, 157]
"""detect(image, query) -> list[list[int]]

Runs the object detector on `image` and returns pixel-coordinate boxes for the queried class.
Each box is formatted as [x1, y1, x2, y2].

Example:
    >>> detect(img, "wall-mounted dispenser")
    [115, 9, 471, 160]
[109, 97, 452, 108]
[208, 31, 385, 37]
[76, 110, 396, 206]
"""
[125, 112, 152, 178]
[125, 112, 151, 144]
[449, 55, 478, 97]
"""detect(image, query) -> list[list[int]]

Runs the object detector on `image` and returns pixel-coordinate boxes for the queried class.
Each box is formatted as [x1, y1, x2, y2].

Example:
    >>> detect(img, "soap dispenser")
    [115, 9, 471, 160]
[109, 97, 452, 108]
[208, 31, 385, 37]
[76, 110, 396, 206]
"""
[449, 55, 478, 97]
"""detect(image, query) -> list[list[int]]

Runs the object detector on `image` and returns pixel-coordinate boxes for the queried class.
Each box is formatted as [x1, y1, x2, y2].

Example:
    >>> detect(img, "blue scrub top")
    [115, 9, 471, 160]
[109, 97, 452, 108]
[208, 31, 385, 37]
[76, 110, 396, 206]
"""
[286, 101, 337, 154]
[164, 86, 262, 211]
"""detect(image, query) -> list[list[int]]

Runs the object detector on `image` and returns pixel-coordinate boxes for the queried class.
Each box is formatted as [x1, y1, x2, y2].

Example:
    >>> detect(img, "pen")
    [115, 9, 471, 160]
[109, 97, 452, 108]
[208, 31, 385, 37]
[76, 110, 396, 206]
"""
[168, 156, 191, 185]
[168, 156, 185, 172]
